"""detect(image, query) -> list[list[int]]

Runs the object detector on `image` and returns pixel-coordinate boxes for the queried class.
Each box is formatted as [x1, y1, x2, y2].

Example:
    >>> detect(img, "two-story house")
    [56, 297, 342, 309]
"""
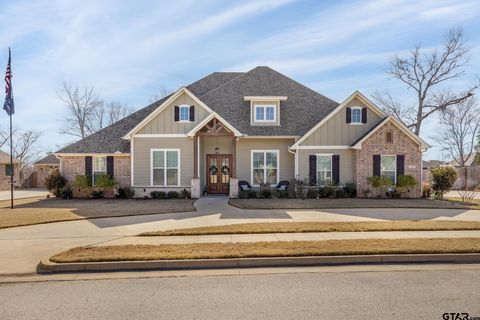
[55, 66, 429, 198]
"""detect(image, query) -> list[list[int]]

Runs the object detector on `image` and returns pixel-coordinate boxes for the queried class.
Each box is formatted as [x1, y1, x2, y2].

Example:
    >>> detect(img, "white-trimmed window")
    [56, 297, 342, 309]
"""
[251, 150, 279, 185]
[93, 156, 107, 186]
[151, 149, 180, 186]
[179, 105, 190, 122]
[317, 155, 332, 185]
[381, 155, 396, 184]
[254, 105, 276, 122]
[351, 107, 362, 124]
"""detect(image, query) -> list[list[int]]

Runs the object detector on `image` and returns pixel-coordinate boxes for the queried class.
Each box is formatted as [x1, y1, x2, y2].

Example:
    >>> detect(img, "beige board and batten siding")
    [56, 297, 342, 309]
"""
[250, 100, 280, 126]
[138, 93, 210, 134]
[133, 137, 193, 188]
[300, 97, 383, 146]
[297, 149, 356, 184]
[236, 138, 295, 183]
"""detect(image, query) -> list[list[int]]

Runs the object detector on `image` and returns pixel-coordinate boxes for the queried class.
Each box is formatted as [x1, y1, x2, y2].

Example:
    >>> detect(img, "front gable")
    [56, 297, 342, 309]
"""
[292, 91, 386, 148]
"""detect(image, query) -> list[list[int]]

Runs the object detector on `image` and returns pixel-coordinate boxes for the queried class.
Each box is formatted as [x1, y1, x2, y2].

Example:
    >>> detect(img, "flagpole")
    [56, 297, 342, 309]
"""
[8, 48, 13, 209]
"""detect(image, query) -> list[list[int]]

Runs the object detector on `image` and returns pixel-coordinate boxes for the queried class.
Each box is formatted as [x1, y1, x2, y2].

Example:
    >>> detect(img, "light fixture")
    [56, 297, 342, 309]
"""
[215, 147, 219, 154]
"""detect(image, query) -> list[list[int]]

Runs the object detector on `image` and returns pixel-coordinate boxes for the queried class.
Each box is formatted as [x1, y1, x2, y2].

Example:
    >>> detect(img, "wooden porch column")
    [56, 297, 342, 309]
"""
[193, 134, 199, 179]
[231, 136, 236, 178]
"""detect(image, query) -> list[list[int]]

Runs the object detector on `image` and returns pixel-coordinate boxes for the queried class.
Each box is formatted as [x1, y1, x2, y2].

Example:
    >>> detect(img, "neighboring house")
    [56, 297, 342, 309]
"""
[422, 160, 445, 183]
[447, 153, 480, 189]
[0, 150, 21, 190]
[55, 66, 430, 198]
[33, 154, 61, 188]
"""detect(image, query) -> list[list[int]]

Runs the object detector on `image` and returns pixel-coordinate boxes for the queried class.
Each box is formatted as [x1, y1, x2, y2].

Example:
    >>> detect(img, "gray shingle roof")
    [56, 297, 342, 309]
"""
[56, 67, 339, 153]
[34, 154, 60, 165]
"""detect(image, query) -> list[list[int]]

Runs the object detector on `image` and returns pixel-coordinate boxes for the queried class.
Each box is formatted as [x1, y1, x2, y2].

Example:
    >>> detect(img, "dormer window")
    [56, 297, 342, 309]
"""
[254, 105, 276, 122]
[175, 105, 195, 122]
[346, 106, 367, 124]
[351, 107, 362, 123]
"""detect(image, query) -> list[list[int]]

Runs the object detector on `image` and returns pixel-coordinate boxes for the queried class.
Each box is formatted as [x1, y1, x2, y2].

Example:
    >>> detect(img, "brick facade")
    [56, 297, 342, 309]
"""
[61, 156, 131, 187]
[355, 121, 422, 198]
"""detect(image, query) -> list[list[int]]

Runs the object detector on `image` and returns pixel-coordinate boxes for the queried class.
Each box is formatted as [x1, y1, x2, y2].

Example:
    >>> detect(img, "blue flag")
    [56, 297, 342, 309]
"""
[3, 48, 14, 116]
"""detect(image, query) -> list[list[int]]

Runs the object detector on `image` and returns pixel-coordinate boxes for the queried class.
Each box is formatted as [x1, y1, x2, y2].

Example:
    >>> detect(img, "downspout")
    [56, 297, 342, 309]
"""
[288, 147, 298, 178]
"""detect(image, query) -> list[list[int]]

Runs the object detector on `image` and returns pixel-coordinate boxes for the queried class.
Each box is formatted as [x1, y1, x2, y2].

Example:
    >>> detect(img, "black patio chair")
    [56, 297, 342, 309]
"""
[238, 180, 252, 191]
[276, 180, 290, 191]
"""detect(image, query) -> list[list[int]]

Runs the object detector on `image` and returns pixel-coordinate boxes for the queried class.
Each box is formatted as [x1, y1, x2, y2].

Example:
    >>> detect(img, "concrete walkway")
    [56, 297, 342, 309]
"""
[0, 188, 49, 201]
[95, 230, 480, 246]
[1, 196, 480, 275]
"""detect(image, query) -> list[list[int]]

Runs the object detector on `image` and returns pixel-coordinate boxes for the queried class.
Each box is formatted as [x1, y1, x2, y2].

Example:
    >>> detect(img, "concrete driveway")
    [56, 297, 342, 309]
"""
[1, 196, 480, 275]
[0, 188, 49, 201]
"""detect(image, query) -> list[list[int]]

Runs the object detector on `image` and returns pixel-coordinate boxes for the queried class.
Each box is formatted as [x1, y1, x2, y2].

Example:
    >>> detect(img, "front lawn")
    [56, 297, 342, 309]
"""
[0, 197, 196, 229]
[140, 220, 480, 236]
[229, 198, 477, 210]
[50, 238, 480, 262]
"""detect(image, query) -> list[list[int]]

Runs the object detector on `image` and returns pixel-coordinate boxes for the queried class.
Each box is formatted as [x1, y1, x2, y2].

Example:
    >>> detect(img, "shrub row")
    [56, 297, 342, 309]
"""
[150, 189, 191, 199]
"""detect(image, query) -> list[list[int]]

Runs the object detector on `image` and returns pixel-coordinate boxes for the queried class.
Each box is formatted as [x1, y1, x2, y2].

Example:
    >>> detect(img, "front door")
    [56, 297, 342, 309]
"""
[206, 154, 231, 194]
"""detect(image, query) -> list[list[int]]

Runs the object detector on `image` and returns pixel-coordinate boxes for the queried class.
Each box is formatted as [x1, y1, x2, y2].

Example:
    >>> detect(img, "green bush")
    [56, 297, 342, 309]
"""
[260, 189, 272, 199]
[150, 191, 167, 199]
[167, 191, 179, 199]
[247, 190, 257, 198]
[95, 173, 116, 188]
[396, 175, 417, 197]
[60, 186, 73, 199]
[73, 175, 91, 189]
[324, 185, 336, 198]
[430, 166, 457, 199]
[45, 169, 66, 197]
[91, 189, 104, 199]
[239, 190, 249, 199]
[343, 182, 357, 198]
[278, 190, 288, 198]
[422, 184, 432, 198]
[116, 186, 135, 199]
[334, 188, 347, 198]
[306, 188, 318, 199]
[367, 175, 392, 197]
[181, 189, 191, 199]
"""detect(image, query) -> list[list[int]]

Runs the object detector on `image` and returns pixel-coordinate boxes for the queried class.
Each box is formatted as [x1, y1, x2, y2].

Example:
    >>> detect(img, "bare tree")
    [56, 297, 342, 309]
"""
[149, 85, 173, 103]
[88, 100, 133, 133]
[435, 97, 480, 202]
[58, 82, 101, 139]
[374, 28, 479, 135]
[0, 129, 42, 169]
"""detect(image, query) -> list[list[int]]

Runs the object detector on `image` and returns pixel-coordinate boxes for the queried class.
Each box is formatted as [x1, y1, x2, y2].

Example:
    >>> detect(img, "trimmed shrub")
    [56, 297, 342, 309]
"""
[91, 189, 104, 199]
[239, 190, 249, 199]
[116, 186, 135, 199]
[45, 169, 66, 197]
[396, 175, 417, 197]
[167, 191, 179, 199]
[181, 189, 191, 199]
[260, 189, 272, 199]
[367, 175, 392, 198]
[95, 173, 116, 188]
[306, 188, 318, 199]
[247, 190, 257, 198]
[422, 183, 432, 198]
[334, 188, 347, 198]
[73, 175, 91, 189]
[60, 186, 73, 199]
[278, 190, 289, 198]
[343, 182, 357, 198]
[323, 185, 336, 198]
[430, 166, 457, 199]
[150, 191, 167, 199]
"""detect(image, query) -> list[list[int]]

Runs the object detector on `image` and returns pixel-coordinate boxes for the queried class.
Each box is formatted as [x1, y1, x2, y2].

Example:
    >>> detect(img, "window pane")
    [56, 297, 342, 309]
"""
[383, 171, 395, 185]
[381, 156, 395, 171]
[253, 152, 264, 168]
[93, 172, 101, 185]
[265, 107, 275, 120]
[94, 157, 106, 171]
[317, 171, 332, 185]
[153, 151, 164, 168]
[166, 169, 178, 185]
[352, 109, 361, 123]
[266, 152, 277, 168]
[266, 169, 277, 185]
[253, 169, 264, 184]
[153, 168, 164, 185]
[180, 106, 189, 121]
[166, 151, 178, 168]
[255, 107, 264, 120]
[317, 156, 331, 171]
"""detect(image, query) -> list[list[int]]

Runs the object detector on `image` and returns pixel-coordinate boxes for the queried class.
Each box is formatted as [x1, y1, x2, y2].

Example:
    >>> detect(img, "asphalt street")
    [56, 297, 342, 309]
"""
[1, 266, 479, 319]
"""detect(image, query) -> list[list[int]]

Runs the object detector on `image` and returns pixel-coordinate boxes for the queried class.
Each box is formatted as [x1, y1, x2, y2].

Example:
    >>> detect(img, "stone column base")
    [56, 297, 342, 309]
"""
[229, 178, 238, 198]
[191, 178, 201, 199]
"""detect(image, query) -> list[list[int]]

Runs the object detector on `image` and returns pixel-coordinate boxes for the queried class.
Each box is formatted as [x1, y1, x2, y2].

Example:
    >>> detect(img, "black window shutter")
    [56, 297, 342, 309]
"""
[309, 155, 317, 185]
[396, 155, 405, 177]
[174, 106, 179, 122]
[362, 107, 367, 123]
[332, 155, 340, 185]
[346, 107, 352, 123]
[373, 155, 381, 176]
[189, 105, 195, 122]
[107, 156, 114, 177]
[85, 156, 93, 177]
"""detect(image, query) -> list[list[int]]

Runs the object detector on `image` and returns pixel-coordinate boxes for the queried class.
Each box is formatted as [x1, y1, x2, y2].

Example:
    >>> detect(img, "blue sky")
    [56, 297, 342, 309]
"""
[0, 0, 479, 160]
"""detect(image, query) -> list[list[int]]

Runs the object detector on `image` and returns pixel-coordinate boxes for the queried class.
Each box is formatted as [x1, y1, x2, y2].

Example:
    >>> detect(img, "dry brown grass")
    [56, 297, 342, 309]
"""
[140, 220, 480, 236]
[50, 238, 480, 262]
[229, 198, 478, 209]
[0, 197, 196, 229]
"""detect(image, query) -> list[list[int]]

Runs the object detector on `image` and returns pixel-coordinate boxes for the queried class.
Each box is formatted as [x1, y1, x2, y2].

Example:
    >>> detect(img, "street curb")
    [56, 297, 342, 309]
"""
[37, 253, 480, 274]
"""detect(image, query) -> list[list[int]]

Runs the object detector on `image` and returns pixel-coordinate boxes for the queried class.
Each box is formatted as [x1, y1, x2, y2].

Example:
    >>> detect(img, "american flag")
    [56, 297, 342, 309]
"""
[3, 48, 14, 116]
